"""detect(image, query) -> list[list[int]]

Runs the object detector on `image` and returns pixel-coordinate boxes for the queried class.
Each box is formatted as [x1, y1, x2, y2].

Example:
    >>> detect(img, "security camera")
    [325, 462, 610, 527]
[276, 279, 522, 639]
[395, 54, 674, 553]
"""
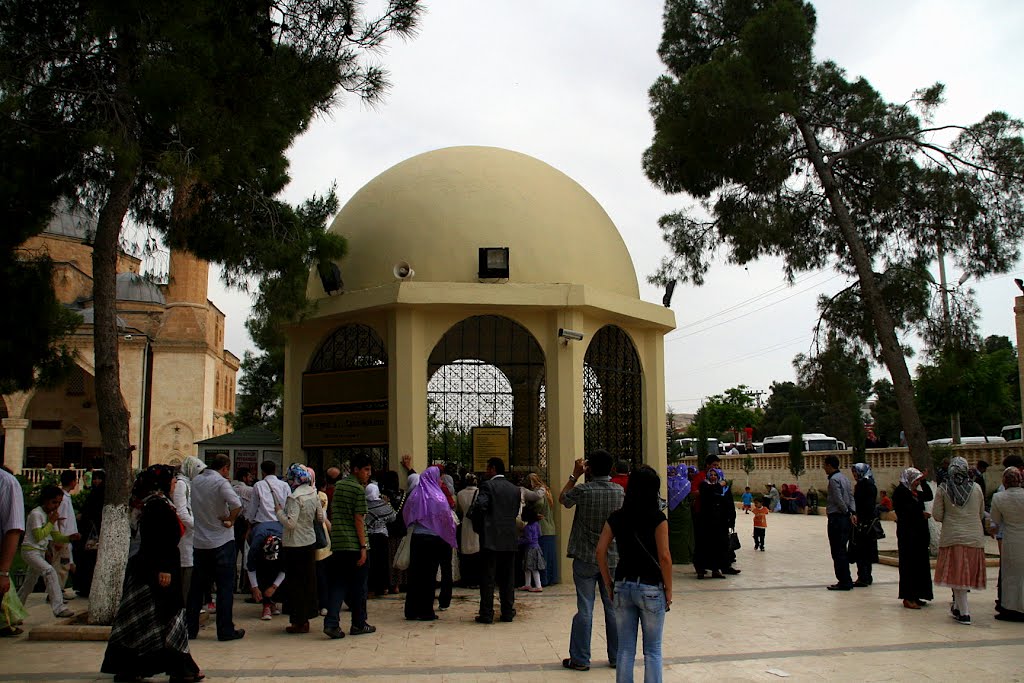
[393, 261, 415, 280]
[123, 334, 133, 341]
[558, 328, 584, 341]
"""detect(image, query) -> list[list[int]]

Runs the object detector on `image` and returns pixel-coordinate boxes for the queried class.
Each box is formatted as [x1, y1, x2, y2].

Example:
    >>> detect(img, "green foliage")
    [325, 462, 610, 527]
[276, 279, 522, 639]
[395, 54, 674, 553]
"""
[688, 385, 762, 440]
[644, 0, 1024, 472]
[793, 332, 871, 444]
[666, 408, 685, 462]
[695, 412, 710, 470]
[915, 335, 1020, 437]
[760, 381, 819, 438]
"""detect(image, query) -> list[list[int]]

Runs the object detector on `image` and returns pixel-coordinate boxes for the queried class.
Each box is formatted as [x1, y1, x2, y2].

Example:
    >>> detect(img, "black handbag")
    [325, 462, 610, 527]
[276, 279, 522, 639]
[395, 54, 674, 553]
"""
[729, 530, 741, 551]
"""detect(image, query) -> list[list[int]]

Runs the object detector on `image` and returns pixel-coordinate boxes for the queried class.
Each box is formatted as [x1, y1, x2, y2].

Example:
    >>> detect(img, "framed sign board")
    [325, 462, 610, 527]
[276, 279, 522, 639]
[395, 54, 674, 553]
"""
[302, 410, 388, 448]
[472, 426, 510, 471]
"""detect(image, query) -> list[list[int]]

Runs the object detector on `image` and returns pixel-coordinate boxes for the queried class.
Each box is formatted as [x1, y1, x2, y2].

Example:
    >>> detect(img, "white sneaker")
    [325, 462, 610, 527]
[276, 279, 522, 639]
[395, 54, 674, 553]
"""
[261, 605, 272, 621]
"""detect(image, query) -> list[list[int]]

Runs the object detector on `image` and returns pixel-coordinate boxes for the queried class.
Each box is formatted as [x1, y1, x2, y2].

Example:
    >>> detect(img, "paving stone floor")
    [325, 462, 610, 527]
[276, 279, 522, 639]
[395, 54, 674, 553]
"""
[1, 512, 1020, 682]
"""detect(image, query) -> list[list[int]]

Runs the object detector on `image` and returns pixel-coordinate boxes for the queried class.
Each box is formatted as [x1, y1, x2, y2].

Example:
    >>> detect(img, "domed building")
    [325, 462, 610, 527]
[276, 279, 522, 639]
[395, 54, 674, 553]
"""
[284, 146, 675, 574]
[2, 209, 241, 475]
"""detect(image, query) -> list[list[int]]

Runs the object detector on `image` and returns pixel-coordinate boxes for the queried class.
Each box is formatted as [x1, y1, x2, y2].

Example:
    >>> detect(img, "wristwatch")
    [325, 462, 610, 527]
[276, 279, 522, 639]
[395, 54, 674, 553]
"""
[361, 543, 369, 549]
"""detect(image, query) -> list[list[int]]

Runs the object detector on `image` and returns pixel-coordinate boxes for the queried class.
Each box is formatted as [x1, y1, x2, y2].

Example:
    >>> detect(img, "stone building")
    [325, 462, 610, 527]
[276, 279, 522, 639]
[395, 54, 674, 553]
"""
[1, 211, 239, 474]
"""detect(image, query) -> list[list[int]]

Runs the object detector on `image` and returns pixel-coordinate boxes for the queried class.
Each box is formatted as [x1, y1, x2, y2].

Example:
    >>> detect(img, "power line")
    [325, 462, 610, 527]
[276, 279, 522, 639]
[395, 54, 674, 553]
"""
[675, 333, 812, 375]
[667, 273, 845, 342]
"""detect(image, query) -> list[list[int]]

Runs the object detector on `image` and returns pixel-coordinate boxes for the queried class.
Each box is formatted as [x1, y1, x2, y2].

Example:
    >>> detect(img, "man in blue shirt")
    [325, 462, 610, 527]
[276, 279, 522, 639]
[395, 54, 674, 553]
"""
[823, 455, 856, 591]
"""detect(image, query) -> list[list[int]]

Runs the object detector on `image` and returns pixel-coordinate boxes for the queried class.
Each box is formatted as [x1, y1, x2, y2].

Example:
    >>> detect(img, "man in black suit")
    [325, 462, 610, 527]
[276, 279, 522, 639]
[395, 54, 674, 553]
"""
[475, 457, 522, 623]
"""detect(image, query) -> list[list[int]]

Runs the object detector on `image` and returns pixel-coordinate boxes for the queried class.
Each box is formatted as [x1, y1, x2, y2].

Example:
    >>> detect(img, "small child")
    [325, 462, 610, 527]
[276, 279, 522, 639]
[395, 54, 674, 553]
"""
[518, 507, 546, 592]
[741, 487, 753, 514]
[18, 485, 75, 618]
[751, 497, 769, 551]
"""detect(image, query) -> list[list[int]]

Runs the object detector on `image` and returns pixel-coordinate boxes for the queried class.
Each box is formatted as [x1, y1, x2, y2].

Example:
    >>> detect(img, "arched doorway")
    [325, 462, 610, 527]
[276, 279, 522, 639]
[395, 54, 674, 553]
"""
[303, 323, 389, 475]
[427, 315, 546, 479]
[583, 325, 643, 464]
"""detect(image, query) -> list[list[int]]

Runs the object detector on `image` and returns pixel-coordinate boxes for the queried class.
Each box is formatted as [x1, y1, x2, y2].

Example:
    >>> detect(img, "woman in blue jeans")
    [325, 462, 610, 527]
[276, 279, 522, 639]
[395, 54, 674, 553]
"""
[597, 466, 672, 683]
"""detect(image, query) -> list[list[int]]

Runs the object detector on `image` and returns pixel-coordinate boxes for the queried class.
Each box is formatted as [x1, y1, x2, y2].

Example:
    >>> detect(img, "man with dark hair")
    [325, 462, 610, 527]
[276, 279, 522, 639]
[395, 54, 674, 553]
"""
[324, 452, 376, 639]
[52, 470, 81, 598]
[973, 460, 990, 502]
[187, 454, 244, 640]
[474, 457, 522, 624]
[823, 454, 855, 591]
[559, 450, 624, 672]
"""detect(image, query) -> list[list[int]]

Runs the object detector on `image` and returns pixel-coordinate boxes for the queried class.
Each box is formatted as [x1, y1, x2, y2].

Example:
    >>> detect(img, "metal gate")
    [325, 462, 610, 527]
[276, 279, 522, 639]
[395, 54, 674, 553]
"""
[583, 325, 643, 465]
[304, 323, 389, 475]
[427, 315, 547, 479]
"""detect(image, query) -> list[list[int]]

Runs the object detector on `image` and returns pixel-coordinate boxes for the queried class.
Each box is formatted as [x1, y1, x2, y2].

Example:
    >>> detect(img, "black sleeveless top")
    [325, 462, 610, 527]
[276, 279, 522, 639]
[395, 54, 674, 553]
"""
[608, 508, 666, 585]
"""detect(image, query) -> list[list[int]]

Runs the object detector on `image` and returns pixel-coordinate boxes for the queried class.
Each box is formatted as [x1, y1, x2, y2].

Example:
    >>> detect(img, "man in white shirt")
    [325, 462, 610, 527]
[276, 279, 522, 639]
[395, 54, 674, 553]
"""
[0, 466, 25, 629]
[53, 470, 80, 598]
[245, 461, 290, 587]
[186, 454, 244, 641]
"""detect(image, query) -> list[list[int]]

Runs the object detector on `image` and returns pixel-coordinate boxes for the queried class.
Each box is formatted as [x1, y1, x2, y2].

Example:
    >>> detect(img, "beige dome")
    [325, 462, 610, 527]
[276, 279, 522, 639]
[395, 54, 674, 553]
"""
[311, 146, 639, 299]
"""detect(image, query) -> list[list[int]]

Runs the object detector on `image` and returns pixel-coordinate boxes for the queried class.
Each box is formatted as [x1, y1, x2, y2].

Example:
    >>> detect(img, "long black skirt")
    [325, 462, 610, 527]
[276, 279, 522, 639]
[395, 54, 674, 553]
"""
[100, 569, 199, 679]
[897, 528, 933, 602]
[283, 544, 318, 625]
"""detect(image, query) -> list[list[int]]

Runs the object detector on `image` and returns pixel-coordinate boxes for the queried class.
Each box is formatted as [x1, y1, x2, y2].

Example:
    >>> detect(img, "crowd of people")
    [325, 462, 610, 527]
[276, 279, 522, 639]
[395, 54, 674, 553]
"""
[1, 446, 1022, 682]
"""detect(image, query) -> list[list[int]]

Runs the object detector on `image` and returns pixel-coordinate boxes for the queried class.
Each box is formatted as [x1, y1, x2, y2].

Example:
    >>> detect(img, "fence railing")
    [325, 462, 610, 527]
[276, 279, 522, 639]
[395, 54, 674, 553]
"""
[18, 468, 88, 485]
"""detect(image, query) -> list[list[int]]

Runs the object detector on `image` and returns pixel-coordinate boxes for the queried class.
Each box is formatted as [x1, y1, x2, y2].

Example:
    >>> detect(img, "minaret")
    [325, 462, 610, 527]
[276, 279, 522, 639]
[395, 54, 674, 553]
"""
[160, 249, 210, 343]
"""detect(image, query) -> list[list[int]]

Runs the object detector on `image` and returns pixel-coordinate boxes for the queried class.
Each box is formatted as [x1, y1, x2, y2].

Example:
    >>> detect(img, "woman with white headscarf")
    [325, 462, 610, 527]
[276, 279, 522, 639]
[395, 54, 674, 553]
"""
[365, 482, 397, 598]
[893, 466, 933, 609]
[850, 463, 879, 587]
[174, 456, 205, 602]
[933, 457, 986, 625]
[991, 466, 1024, 621]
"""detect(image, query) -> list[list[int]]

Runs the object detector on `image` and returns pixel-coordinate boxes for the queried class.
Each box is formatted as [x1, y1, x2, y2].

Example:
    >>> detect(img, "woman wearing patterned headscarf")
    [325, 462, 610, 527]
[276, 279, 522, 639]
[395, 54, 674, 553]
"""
[102, 465, 203, 682]
[694, 468, 735, 579]
[991, 466, 1024, 621]
[850, 463, 879, 587]
[893, 467, 934, 609]
[402, 466, 457, 620]
[933, 456, 987, 625]
[273, 463, 321, 634]
[364, 482, 397, 598]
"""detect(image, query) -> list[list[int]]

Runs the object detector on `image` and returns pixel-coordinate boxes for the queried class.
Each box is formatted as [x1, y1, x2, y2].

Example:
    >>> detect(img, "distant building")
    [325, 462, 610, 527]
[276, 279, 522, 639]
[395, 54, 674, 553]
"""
[1, 210, 239, 473]
[669, 412, 695, 434]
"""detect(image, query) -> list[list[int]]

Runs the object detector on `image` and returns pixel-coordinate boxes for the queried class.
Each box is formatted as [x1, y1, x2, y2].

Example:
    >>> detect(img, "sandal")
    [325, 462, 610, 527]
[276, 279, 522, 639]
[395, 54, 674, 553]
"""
[0, 626, 23, 637]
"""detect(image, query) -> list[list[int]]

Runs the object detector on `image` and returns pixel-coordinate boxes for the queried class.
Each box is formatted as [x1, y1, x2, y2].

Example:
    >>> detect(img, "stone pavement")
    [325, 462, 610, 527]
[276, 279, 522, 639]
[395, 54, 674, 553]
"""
[1, 512, 1021, 682]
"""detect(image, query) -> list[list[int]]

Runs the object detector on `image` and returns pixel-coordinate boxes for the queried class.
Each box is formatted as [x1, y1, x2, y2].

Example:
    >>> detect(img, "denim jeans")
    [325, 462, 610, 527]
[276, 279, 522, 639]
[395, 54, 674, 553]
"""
[614, 580, 666, 683]
[324, 550, 369, 631]
[569, 559, 617, 667]
[187, 540, 237, 639]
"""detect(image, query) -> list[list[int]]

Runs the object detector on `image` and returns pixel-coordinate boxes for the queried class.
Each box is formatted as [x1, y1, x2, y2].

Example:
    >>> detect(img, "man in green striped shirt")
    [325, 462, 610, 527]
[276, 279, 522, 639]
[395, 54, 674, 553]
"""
[324, 453, 375, 639]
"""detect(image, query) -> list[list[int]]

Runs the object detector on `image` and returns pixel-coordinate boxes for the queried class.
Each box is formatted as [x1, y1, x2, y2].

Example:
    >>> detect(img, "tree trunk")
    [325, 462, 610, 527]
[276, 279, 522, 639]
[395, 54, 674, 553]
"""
[797, 120, 932, 474]
[87, 162, 139, 624]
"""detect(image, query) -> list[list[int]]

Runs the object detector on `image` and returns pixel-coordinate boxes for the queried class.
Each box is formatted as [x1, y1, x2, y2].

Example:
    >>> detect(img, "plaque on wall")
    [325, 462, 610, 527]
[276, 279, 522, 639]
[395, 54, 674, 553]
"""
[472, 426, 510, 471]
[302, 366, 388, 408]
[234, 449, 258, 479]
[302, 410, 388, 447]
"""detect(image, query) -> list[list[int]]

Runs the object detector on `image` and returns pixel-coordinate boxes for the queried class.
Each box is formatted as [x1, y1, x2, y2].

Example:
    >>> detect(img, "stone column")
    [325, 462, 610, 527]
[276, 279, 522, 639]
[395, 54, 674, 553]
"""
[546, 310, 585, 583]
[389, 309, 428, 480]
[641, 329, 668, 495]
[1016, 295, 1024, 431]
[2, 418, 29, 474]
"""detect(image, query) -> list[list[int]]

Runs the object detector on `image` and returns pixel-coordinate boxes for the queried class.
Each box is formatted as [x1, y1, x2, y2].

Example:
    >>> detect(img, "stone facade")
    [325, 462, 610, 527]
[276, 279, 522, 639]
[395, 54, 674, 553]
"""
[2, 220, 239, 473]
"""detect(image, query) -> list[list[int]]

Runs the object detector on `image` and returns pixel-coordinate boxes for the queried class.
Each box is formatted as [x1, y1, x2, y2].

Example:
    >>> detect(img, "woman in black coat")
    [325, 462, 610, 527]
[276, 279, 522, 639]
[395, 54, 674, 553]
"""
[851, 463, 879, 587]
[892, 466, 934, 609]
[694, 468, 735, 579]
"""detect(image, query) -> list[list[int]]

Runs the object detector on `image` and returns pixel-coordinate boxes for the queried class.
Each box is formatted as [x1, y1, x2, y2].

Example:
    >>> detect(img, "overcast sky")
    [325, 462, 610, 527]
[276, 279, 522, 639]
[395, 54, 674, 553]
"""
[209, 0, 1024, 418]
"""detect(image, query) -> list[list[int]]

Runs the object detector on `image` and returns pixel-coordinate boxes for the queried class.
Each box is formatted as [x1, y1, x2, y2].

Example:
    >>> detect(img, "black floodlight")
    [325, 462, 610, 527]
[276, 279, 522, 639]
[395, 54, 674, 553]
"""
[318, 261, 343, 295]
[478, 247, 510, 279]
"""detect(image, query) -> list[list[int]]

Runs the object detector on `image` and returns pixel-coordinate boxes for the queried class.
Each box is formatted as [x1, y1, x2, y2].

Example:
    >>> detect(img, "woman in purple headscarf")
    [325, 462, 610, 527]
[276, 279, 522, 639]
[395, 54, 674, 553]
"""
[666, 465, 694, 565]
[402, 466, 457, 621]
[694, 468, 735, 579]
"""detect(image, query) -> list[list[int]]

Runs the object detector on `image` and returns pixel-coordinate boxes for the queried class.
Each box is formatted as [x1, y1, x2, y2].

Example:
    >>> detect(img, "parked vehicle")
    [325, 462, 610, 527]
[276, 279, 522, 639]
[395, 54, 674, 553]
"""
[927, 436, 1007, 446]
[674, 437, 721, 456]
[761, 433, 847, 453]
[1001, 424, 1022, 442]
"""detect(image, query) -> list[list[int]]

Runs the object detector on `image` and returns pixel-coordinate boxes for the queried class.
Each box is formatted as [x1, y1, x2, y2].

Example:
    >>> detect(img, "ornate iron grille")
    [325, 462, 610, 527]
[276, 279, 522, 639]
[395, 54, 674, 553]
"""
[427, 315, 546, 479]
[305, 323, 389, 475]
[307, 323, 387, 372]
[583, 325, 643, 464]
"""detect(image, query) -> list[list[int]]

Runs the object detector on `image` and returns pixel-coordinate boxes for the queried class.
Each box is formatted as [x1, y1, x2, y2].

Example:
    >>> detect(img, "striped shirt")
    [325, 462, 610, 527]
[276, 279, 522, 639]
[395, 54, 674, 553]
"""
[562, 476, 624, 565]
[330, 476, 367, 552]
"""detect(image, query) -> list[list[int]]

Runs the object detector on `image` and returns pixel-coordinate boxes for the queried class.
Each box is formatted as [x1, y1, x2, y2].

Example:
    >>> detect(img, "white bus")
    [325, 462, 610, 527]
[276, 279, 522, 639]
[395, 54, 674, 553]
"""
[927, 436, 1007, 446]
[761, 433, 847, 453]
[1001, 424, 1022, 442]
[674, 437, 721, 456]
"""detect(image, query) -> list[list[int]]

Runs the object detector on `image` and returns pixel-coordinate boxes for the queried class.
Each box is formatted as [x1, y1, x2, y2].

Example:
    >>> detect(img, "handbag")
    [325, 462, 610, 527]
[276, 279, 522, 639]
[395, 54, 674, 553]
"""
[870, 518, 885, 540]
[729, 529, 741, 551]
[393, 534, 412, 571]
[313, 508, 329, 550]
